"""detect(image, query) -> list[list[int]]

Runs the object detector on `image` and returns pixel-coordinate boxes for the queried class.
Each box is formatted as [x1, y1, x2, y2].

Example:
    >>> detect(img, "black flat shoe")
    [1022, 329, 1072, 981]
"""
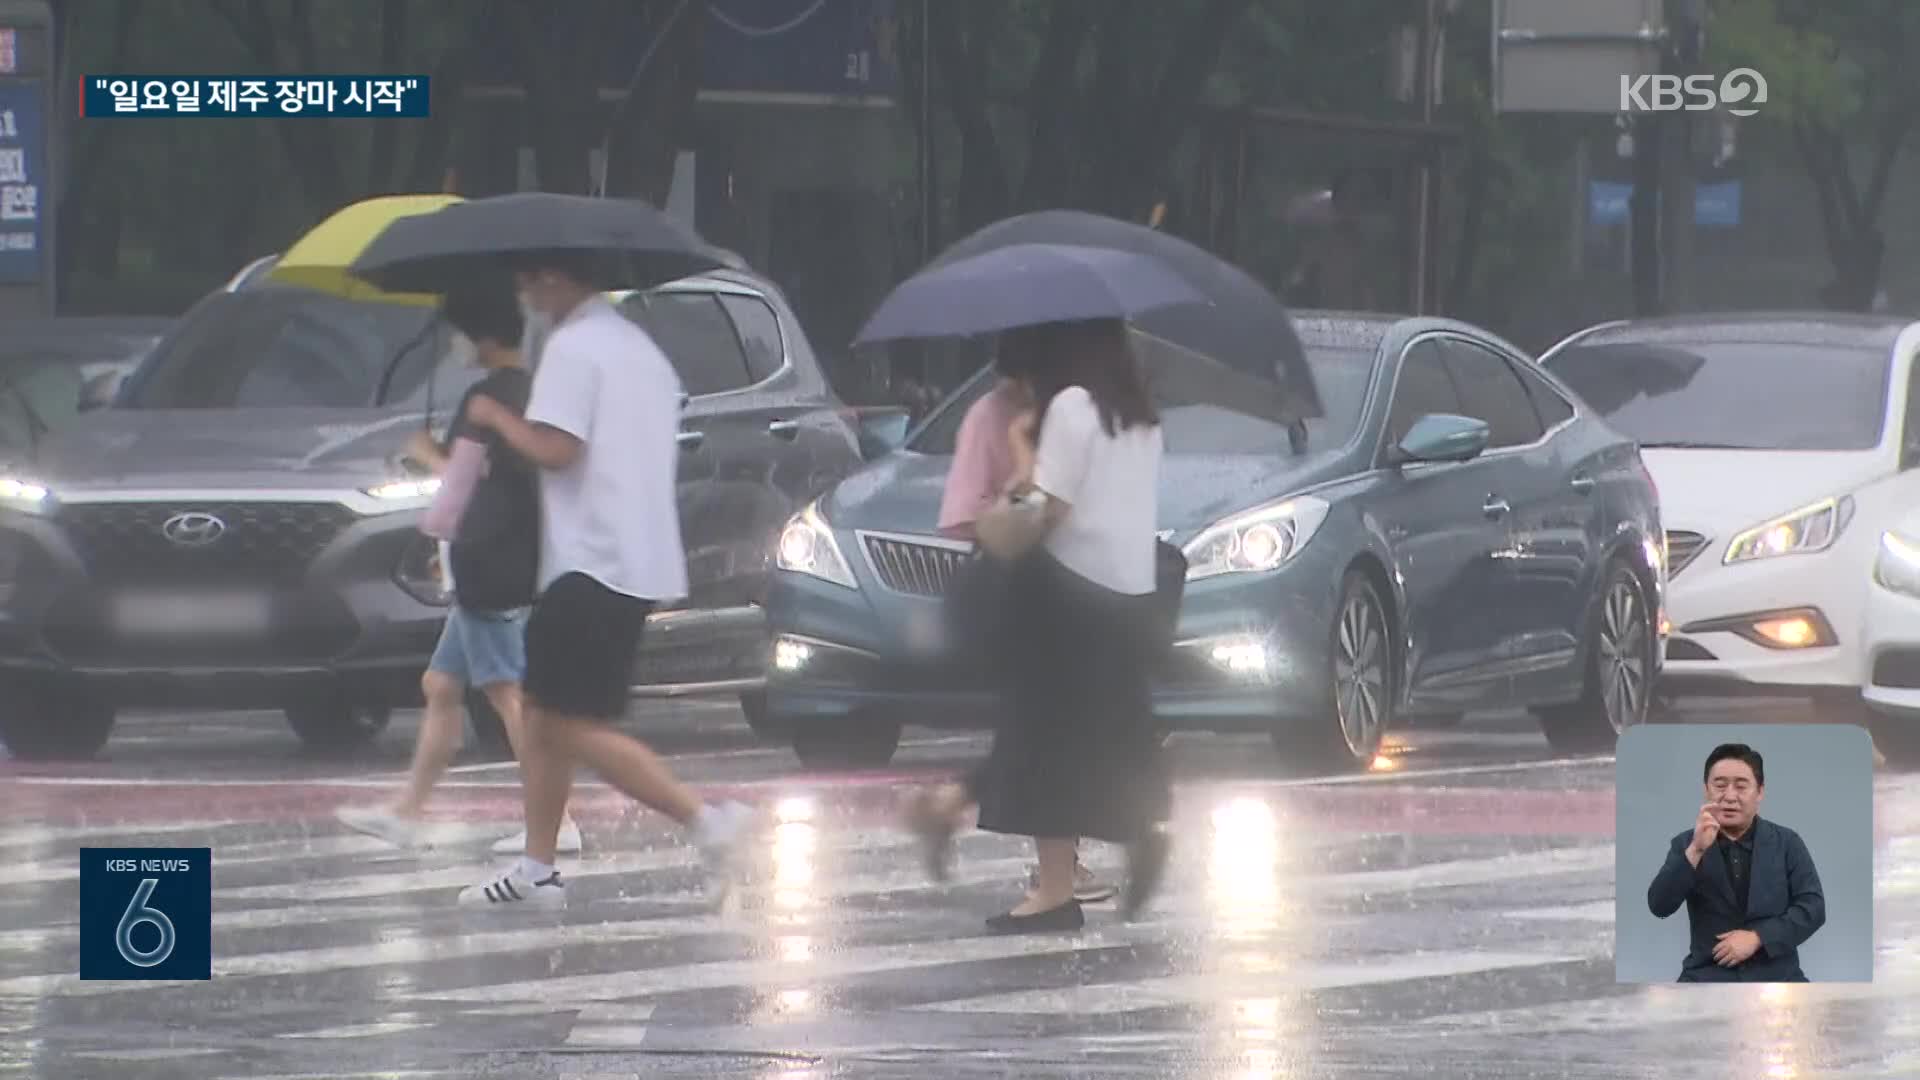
[985, 900, 1083, 934]
[1122, 825, 1171, 921]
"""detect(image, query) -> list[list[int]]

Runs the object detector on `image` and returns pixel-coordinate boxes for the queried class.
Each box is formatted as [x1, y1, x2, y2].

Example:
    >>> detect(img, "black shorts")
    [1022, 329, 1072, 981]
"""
[522, 572, 654, 719]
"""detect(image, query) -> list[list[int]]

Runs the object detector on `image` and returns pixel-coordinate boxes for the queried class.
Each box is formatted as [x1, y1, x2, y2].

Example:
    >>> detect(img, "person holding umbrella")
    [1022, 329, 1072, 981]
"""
[910, 336, 1118, 906]
[857, 241, 1197, 929]
[351, 196, 753, 910]
[333, 275, 583, 855]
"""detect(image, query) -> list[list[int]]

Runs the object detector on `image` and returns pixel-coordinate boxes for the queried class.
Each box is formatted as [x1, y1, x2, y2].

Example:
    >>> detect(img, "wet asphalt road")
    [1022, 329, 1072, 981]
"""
[2, 699, 1917, 1079]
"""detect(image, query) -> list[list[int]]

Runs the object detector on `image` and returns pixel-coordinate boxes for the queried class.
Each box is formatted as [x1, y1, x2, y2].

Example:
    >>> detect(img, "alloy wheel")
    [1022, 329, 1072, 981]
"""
[1597, 574, 1648, 734]
[1332, 587, 1388, 758]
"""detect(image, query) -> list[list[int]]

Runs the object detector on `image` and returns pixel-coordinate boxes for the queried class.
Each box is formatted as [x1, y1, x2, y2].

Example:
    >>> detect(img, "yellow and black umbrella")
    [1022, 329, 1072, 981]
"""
[268, 194, 465, 305]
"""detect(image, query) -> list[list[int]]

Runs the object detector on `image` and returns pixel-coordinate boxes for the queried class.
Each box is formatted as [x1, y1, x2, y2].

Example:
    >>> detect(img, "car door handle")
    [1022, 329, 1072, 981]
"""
[1569, 473, 1596, 494]
[767, 419, 800, 440]
[676, 430, 705, 451]
[1482, 496, 1511, 518]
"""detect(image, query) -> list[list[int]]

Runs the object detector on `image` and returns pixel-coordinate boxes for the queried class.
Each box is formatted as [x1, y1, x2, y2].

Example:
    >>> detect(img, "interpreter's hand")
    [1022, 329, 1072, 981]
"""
[1713, 929, 1762, 967]
[1687, 803, 1720, 858]
[464, 395, 509, 431]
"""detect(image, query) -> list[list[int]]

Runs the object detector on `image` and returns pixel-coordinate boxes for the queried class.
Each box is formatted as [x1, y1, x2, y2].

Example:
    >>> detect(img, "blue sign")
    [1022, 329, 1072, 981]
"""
[701, 0, 899, 97]
[82, 76, 429, 117]
[1587, 179, 1743, 228]
[1694, 180, 1741, 227]
[79, 847, 212, 981]
[0, 81, 41, 283]
[1589, 180, 1633, 227]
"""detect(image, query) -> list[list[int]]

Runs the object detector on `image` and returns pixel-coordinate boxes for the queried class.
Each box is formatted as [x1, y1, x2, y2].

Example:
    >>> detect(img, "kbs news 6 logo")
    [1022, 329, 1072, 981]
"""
[79, 848, 212, 980]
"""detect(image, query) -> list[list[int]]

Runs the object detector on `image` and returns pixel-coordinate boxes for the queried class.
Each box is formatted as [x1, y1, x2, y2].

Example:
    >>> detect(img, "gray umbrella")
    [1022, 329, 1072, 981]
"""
[853, 243, 1207, 344]
[928, 210, 1321, 422]
[348, 193, 726, 294]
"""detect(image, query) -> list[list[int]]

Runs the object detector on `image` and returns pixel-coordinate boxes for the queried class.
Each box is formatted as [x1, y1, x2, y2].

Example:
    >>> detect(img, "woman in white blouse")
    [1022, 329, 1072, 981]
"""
[966, 317, 1175, 933]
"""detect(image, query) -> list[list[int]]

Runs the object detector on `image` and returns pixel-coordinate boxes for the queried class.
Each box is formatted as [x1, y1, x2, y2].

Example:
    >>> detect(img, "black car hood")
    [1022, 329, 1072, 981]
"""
[822, 449, 1348, 539]
[14, 408, 427, 491]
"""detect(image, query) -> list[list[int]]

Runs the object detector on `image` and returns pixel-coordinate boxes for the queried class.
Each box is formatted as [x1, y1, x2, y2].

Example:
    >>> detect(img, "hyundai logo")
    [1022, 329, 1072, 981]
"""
[161, 512, 227, 547]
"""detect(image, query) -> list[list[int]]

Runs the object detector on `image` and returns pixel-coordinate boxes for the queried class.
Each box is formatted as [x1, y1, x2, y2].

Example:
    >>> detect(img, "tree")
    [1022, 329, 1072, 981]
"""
[207, 0, 480, 216]
[1712, 0, 1920, 310]
[897, 0, 1254, 243]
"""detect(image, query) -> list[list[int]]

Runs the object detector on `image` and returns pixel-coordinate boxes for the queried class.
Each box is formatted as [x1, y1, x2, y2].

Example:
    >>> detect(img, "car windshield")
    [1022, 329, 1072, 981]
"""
[120, 287, 459, 410]
[1543, 339, 1890, 451]
[908, 345, 1377, 455]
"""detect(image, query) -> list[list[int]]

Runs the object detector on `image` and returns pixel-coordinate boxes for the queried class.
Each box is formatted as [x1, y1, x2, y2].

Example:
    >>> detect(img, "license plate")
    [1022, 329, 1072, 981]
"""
[111, 592, 272, 636]
[905, 605, 948, 657]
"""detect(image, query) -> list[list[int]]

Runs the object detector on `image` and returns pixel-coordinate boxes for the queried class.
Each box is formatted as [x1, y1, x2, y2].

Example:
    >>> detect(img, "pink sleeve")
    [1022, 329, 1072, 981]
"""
[937, 393, 1013, 535]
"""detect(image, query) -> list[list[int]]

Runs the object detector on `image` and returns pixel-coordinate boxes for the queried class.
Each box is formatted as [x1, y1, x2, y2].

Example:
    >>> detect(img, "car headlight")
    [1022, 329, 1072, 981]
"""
[1182, 495, 1331, 582]
[1722, 496, 1853, 565]
[365, 477, 442, 503]
[775, 500, 856, 589]
[1874, 530, 1920, 598]
[0, 476, 51, 514]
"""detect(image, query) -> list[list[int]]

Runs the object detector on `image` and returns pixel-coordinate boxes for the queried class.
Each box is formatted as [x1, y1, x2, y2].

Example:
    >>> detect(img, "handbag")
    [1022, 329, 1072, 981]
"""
[973, 492, 1048, 561]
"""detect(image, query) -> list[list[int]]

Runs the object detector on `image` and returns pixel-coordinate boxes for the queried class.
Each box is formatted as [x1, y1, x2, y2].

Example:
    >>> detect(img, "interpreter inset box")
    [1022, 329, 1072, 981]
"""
[78, 847, 212, 981]
[1614, 725, 1872, 983]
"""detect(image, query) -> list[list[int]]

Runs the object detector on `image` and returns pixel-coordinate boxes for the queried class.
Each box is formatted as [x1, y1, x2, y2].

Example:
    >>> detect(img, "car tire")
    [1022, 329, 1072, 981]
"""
[465, 689, 515, 762]
[285, 701, 392, 755]
[1533, 558, 1654, 754]
[792, 714, 902, 770]
[0, 683, 116, 761]
[1277, 569, 1394, 771]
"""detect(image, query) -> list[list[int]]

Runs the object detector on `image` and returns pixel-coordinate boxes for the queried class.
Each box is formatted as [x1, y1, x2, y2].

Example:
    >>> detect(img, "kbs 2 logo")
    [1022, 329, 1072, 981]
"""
[1619, 68, 1767, 116]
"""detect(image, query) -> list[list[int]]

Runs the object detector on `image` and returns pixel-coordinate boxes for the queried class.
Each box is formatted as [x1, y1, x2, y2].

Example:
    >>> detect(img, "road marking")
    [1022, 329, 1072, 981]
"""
[912, 949, 1597, 1014]
[1501, 900, 1615, 921]
[67, 1047, 223, 1061]
[280, 1021, 431, 1039]
[562, 1003, 656, 1047]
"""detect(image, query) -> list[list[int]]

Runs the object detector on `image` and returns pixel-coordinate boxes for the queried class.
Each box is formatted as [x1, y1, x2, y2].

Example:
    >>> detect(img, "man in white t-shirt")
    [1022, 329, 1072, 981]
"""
[453, 249, 752, 910]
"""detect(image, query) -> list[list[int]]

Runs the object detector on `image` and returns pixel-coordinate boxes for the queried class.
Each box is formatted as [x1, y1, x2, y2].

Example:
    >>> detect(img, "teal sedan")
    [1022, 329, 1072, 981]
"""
[762, 312, 1666, 772]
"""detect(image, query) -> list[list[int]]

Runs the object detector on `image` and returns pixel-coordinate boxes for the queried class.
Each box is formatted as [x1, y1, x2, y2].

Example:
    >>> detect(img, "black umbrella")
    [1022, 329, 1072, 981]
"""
[929, 210, 1321, 421]
[347, 193, 726, 294]
[853, 243, 1207, 344]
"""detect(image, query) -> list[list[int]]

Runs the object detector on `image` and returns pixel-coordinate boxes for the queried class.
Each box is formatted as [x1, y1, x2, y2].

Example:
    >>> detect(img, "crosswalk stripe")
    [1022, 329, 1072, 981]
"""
[911, 949, 1599, 1014]
[561, 1004, 656, 1047]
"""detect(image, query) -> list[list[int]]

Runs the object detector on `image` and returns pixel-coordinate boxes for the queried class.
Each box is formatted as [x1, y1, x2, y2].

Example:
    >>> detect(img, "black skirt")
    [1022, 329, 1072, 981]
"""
[969, 545, 1184, 844]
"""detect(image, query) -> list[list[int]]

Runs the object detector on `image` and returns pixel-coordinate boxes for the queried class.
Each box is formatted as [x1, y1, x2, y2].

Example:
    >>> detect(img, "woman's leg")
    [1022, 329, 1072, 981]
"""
[1013, 836, 1078, 914]
[394, 670, 468, 816]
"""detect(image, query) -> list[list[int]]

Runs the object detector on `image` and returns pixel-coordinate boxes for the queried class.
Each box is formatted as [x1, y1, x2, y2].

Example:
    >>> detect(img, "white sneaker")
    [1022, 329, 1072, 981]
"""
[335, 805, 429, 849]
[692, 801, 755, 910]
[491, 816, 584, 855]
[456, 864, 567, 909]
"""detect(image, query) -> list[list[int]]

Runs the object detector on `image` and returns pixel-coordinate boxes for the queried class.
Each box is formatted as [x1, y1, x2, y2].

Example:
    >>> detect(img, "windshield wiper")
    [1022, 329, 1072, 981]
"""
[1636, 440, 1750, 450]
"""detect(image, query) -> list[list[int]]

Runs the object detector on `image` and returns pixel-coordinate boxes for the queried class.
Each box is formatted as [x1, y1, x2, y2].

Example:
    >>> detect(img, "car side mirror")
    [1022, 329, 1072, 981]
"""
[1395, 413, 1491, 464]
[855, 406, 912, 460]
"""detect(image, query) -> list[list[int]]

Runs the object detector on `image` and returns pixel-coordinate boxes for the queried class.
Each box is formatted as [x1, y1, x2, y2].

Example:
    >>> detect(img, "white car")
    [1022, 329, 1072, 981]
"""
[1865, 509, 1920, 760]
[1541, 314, 1920, 732]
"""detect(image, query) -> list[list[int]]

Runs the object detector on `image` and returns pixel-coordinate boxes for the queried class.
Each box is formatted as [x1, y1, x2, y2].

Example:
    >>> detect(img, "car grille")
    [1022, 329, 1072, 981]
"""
[57, 501, 358, 585]
[1665, 530, 1710, 578]
[862, 535, 973, 597]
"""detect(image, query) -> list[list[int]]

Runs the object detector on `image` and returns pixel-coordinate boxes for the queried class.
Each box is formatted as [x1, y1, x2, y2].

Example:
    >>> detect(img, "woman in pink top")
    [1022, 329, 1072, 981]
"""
[909, 342, 1115, 905]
